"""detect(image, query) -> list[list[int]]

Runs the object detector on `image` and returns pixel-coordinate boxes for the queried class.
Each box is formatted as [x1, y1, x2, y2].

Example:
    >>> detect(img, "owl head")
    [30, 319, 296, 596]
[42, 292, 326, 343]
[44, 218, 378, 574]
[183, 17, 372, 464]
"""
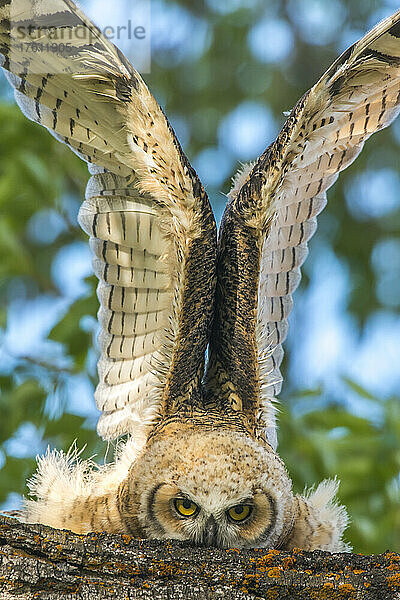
[126, 428, 350, 551]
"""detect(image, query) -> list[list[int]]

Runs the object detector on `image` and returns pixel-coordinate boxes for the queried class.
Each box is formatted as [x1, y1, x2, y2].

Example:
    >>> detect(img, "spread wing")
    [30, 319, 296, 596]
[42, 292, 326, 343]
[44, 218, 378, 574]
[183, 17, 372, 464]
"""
[205, 10, 400, 449]
[0, 0, 217, 441]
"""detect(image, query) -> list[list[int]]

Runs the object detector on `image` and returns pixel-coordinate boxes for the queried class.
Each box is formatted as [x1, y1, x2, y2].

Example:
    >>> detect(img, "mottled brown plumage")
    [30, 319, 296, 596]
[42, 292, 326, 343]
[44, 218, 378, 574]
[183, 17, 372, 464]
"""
[1, 1, 400, 550]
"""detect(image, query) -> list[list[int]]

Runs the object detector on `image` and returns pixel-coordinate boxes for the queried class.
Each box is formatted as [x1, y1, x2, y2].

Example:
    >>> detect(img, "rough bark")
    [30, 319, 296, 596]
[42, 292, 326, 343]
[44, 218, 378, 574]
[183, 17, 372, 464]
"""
[0, 516, 399, 599]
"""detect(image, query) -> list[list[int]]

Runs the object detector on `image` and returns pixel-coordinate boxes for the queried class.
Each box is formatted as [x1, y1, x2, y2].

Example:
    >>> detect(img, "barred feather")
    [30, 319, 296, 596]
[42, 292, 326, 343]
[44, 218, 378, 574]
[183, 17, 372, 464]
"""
[206, 9, 400, 447]
[256, 10, 400, 409]
[0, 0, 217, 441]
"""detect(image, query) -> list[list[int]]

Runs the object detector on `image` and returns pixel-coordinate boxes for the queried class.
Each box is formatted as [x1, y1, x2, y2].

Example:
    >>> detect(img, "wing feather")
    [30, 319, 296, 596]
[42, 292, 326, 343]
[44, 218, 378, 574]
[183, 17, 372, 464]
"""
[1, 0, 216, 441]
[206, 10, 400, 448]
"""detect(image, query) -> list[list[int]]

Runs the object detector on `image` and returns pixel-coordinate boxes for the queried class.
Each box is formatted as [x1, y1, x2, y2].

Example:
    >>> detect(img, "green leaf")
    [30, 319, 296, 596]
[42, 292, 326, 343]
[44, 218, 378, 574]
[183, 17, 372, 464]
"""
[342, 376, 378, 401]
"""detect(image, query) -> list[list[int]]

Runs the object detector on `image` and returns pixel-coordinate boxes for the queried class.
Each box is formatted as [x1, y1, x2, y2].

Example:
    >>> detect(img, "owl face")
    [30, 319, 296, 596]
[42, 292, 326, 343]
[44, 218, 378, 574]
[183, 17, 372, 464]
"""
[128, 428, 294, 548]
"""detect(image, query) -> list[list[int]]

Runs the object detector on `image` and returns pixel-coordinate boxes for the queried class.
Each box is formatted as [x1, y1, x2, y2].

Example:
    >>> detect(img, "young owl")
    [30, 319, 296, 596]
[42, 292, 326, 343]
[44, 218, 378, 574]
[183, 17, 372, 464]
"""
[1, 1, 400, 551]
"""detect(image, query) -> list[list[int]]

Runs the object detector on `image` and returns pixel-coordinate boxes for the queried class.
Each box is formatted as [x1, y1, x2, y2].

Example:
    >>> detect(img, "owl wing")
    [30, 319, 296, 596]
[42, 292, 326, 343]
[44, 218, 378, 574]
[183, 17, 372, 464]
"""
[0, 0, 217, 441]
[205, 10, 400, 449]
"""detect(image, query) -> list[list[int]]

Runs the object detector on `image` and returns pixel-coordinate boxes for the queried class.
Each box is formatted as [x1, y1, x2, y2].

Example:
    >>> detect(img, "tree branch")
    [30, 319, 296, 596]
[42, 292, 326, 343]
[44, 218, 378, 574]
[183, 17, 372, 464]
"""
[0, 516, 399, 599]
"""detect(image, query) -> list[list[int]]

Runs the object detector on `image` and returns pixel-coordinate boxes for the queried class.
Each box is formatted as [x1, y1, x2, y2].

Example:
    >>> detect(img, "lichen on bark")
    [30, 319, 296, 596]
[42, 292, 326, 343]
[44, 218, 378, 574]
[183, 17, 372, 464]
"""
[0, 516, 399, 599]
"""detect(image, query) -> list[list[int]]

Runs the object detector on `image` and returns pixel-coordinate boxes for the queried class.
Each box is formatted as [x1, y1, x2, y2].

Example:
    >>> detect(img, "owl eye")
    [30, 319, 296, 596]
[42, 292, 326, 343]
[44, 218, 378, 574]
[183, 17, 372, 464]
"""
[173, 498, 199, 517]
[227, 504, 252, 523]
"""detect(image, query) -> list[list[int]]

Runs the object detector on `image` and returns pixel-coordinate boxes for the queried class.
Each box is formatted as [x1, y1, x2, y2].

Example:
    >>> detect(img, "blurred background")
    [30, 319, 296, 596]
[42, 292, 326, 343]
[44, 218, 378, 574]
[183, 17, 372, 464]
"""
[0, 0, 399, 554]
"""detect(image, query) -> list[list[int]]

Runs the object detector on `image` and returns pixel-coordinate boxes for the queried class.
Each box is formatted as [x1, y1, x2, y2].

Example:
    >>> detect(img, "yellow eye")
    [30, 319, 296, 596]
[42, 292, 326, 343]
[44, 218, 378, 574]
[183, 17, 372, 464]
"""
[227, 504, 252, 522]
[174, 498, 199, 517]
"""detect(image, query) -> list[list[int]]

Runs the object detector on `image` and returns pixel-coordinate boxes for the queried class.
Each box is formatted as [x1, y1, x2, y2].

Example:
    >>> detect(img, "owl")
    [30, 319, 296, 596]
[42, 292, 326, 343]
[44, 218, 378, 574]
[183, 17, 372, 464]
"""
[1, 1, 400, 551]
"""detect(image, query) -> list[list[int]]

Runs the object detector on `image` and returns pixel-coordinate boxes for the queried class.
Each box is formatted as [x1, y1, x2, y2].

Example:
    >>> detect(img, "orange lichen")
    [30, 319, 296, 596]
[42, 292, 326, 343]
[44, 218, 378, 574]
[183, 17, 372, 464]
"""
[281, 556, 296, 569]
[338, 583, 356, 592]
[121, 535, 132, 544]
[1, 518, 400, 598]
[387, 573, 400, 587]
[252, 549, 281, 568]
[267, 567, 283, 578]
[385, 552, 400, 561]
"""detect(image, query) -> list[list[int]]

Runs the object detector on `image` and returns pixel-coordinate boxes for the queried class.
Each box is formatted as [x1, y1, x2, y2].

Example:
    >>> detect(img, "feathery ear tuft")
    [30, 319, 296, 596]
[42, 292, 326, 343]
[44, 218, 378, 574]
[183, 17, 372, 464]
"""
[284, 478, 351, 552]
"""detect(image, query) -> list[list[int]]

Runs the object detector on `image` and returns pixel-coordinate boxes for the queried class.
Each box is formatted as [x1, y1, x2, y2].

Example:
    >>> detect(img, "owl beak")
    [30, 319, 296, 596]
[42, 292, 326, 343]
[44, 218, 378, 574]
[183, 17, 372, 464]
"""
[198, 515, 218, 546]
